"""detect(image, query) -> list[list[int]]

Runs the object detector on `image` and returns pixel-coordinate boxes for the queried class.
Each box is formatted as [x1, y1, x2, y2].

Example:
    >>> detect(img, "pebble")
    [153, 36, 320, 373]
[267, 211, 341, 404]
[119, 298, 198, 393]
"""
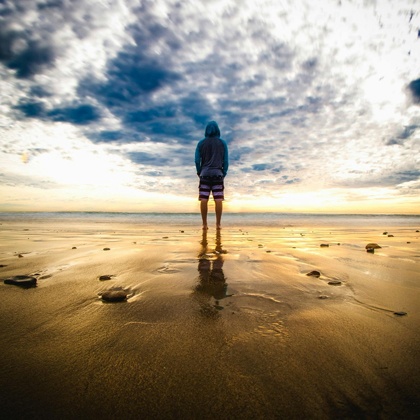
[328, 280, 342, 286]
[72, 247, 77, 249]
[394, 311, 407, 316]
[103, 248, 111, 251]
[365, 243, 381, 250]
[4, 275, 37, 288]
[101, 290, 128, 302]
[366, 248, 375, 253]
[388, 234, 394, 237]
[318, 295, 329, 299]
[320, 244, 329, 247]
[99, 275, 113, 281]
[383, 232, 388, 235]
[306, 270, 321, 278]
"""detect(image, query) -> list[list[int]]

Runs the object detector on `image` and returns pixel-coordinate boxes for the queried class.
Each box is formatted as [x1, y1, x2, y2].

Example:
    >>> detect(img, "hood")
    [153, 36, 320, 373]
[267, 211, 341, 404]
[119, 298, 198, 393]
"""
[205, 121, 220, 138]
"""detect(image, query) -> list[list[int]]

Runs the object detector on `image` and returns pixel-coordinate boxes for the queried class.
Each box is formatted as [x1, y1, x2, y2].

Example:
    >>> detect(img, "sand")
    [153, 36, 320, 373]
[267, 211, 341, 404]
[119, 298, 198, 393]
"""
[0, 217, 419, 419]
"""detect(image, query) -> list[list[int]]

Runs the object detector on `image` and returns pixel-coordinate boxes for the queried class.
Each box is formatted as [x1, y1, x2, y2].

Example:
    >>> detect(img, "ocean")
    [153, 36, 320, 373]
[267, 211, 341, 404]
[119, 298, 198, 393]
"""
[0, 211, 419, 228]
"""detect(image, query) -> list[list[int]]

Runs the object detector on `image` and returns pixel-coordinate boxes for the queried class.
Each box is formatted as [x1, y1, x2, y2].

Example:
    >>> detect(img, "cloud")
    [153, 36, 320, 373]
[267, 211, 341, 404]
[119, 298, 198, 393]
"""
[408, 79, 420, 104]
[1, 0, 420, 212]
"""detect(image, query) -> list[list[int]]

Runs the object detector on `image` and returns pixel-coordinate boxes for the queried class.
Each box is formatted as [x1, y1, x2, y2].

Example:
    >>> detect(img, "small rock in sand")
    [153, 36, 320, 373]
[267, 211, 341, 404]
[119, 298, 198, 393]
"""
[0, 265, 7, 268]
[388, 234, 394, 237]
[17, 254, 24, 258]
[318, 295, 329, 299]
[328, 280, 342, 286]
[383, 232, 388, 235]
[394, 311, 407, 316]
[99, 275, 113, 281]
[306, 270, 321, 278]
[366, 243, 381, 250]
[103, 248, 111, 251]
[72, 247, 77, 249]
[320, 244, 329, 247]
[101, 290, 128, 302]
[4, 275, 37, 288]
[366, 248, 375, 253]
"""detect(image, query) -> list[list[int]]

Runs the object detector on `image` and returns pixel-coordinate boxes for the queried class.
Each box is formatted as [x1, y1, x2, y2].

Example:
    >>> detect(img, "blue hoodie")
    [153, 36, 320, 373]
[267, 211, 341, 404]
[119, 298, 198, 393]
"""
[195, 121, 229, 177]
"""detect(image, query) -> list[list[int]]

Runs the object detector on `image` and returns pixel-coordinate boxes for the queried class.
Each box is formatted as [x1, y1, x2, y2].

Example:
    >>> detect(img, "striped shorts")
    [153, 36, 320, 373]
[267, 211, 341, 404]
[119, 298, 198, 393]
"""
[198, 176, 224, 201]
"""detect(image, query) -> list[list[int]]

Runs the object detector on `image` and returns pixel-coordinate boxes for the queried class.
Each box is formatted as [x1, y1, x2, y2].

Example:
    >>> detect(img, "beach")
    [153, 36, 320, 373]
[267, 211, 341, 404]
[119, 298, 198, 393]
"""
[0, 213, 419, 419]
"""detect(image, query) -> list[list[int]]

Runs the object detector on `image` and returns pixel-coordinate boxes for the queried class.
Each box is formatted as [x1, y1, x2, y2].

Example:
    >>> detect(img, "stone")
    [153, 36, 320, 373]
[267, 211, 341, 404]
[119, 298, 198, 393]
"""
[99, 275, 113, 281]
[394, 311, 407, 316]
[306, 270, 321, 278]
[320, 244, 329, 247]
[318, 295, 329, 299]
[365, 243, 381, 250]
[366, 248, 375, 253]
[103, 248, 111, 251]
[328, 280, 342, 286]
[101, 290, 127, 302]
[388, 234, 394, 237]
[383, 232, 388, 235]
[72, 247, 77, 249]
[4, 275, 37, 288]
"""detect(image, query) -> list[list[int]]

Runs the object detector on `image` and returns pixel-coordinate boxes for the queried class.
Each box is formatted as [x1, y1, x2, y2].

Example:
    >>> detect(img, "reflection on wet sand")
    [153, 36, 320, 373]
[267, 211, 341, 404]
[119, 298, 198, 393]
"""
[193, 230, 231, 317]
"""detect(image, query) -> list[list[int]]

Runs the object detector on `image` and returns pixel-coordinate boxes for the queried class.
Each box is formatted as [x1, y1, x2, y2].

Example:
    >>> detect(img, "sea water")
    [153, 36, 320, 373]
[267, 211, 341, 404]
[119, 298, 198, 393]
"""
[0, 211, 418, 228]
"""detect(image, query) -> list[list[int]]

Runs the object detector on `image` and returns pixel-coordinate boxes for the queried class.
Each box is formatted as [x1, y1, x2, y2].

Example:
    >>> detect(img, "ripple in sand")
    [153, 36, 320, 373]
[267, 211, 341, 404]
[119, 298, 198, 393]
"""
[157, 263, 180, 273]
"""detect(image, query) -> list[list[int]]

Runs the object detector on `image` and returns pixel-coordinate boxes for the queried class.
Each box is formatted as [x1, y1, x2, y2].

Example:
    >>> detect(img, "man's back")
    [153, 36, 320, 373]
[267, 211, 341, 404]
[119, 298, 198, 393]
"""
[197, 137, 226, 177]
[195, 121, 229, 178]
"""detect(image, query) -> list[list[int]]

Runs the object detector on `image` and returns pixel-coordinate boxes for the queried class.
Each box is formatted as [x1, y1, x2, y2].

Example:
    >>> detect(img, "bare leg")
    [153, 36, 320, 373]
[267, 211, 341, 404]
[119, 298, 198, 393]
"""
[200, 199, 209, 229]
[215, 199, 223, 229]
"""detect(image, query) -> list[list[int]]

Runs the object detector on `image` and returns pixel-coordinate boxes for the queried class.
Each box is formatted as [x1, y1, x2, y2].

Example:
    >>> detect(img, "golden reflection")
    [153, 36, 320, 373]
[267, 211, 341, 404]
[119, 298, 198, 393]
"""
[193, 230, 230, 317]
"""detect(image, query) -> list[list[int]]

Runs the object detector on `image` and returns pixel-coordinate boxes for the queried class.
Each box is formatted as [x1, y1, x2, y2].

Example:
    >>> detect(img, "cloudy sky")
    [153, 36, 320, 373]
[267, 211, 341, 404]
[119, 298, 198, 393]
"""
[0, 0, 419, 213]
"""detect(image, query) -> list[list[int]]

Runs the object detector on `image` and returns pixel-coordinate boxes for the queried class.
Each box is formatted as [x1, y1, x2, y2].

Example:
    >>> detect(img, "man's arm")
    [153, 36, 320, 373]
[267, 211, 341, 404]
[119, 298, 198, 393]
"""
[222, 140, 229, 177]
[195, 141, 202, 175]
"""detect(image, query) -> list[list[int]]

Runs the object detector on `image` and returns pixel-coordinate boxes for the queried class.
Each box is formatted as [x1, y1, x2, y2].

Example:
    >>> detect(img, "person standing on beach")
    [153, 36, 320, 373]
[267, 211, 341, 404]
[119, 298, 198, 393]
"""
[195, 121, 229, 229]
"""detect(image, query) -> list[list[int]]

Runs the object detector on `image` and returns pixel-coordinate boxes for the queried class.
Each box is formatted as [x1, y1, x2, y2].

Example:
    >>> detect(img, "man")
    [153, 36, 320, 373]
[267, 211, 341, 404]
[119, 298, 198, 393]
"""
[195, 121, 229, 229]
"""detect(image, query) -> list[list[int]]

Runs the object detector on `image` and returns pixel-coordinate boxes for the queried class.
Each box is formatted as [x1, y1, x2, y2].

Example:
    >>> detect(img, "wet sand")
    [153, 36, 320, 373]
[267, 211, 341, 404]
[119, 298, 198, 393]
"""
[0, 218, 419, 419]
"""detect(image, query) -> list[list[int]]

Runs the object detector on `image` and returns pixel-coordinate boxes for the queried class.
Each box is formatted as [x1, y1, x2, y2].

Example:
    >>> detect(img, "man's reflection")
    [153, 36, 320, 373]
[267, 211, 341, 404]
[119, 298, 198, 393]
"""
[194, 230, 230, 317]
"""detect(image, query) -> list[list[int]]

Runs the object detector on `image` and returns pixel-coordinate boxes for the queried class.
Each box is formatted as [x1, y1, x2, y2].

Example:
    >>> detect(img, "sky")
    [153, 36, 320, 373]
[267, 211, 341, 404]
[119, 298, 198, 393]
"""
[0, 0, 419, 214]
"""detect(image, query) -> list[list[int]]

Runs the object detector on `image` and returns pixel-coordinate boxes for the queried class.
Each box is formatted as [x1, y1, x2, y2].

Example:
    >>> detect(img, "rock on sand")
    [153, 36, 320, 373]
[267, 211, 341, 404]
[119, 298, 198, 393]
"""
[4, 275, 37, 288]
[101, 290, 127, 302]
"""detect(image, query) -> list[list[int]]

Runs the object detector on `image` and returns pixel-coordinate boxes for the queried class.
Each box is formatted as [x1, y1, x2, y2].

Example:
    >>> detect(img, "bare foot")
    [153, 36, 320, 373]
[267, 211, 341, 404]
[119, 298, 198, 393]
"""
[216, 225, 222, 230]
[202, 225, 209, 230]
